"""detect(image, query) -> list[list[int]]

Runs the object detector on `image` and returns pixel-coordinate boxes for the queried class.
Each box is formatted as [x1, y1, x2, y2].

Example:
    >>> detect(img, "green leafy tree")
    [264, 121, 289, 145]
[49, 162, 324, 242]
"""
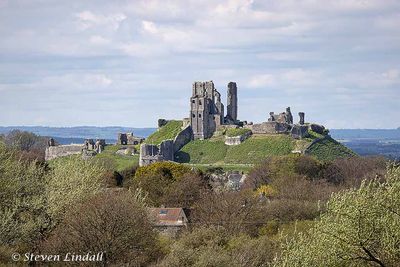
[275, 164, 400, 267]
[0, 143, 49, 261]
[133, 162, 193, 206]
[46, 157, 107, 220]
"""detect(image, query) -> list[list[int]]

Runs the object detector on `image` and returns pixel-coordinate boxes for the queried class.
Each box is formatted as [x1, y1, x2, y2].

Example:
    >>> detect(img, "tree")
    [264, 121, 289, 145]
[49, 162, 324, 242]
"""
[42, 190, 162, 266]
[162, 172, 210, 208]
[132, 162, 194, 206]
[191, 191, 264, 236]
[45, 157, 107, 221]
[275, 164, 400, 267]
[3, 130, 49, 161]
[157, 227, 278, 267]
[0, 143, 49, 262]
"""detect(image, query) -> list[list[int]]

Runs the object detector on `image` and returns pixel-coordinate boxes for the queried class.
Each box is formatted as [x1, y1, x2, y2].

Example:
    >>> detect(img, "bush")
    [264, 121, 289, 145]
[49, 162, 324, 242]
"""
[157, 227, 278, 267]
[135, 161, 191, 181]
[133, 162, 194, 206]
[275, 164, 400, 267]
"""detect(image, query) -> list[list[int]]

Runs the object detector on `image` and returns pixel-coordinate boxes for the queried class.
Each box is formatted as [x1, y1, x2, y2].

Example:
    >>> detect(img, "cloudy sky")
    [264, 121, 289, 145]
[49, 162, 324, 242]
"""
[0, 0, 399, 128]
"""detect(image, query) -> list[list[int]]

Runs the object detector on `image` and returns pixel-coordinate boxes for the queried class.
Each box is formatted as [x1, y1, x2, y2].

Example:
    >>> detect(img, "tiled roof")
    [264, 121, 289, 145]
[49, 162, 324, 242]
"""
[149, 208, 187, 226]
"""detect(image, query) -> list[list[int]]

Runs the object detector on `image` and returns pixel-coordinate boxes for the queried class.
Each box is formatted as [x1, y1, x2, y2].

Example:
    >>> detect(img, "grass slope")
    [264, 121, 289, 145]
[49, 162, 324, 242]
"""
[95, 145, 139, 171]
[307, 136, 356, 162]
[176, 135, 295, 165]
[145, 120, 183, 145]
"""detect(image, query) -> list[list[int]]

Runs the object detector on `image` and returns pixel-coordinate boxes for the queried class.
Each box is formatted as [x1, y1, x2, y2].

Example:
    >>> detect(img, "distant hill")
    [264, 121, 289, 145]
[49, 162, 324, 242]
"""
[0, 126, 157, 143]
[330, 128, 400, 140]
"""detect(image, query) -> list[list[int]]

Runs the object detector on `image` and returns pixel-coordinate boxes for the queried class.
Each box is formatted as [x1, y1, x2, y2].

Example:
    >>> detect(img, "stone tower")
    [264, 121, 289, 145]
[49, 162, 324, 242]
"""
[226, 82, 238, 123]
[190, 81, 224, 139]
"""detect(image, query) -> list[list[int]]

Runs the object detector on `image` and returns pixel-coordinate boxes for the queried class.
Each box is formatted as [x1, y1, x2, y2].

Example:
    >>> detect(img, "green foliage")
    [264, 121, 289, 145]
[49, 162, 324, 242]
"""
[306, 129, 324, 140]
[225, 128, 252, 137]
[275, 164, 400, 267]
[176, 135, 295, 164]
[133, 162, 194, 206]
[157, 227, 278, 267]
[307, 136, 356, 161]
[46, 156, 107, 220]
[135, 161, 191, 180]
[0, 143, 49, 252]
[146, 120, 183, 145]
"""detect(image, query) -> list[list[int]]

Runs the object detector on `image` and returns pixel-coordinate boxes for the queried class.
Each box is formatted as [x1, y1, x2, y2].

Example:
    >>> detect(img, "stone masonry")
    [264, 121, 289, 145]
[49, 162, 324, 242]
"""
[139, 140, 174, 166]
[190, 81, 240, 140]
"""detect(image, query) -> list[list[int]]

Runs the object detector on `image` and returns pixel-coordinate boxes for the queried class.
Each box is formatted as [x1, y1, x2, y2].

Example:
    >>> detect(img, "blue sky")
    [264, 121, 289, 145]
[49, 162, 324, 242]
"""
[0, 0, 399, 128]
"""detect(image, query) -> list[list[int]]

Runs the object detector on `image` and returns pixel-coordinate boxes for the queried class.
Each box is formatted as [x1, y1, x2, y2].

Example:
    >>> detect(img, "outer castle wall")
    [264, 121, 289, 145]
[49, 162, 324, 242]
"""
[45, 144, 83, 161]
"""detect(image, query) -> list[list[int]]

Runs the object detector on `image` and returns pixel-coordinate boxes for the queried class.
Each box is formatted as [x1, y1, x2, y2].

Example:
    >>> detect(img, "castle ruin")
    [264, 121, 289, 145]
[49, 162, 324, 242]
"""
[190, 81, 239, 140]
[138, 80, 326, 166]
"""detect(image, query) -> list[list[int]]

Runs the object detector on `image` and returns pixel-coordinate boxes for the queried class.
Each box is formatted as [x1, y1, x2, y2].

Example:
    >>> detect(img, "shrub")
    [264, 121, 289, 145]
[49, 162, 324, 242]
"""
[134, 161, 191, 181]
[133, 162, 194, 206]
[275, 164, 400, 267]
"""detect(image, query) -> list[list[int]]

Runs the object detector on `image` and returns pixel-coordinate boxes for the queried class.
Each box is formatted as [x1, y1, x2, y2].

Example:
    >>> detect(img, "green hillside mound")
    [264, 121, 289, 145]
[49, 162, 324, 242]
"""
[175, 134, 355, 165]
[145, 120, 183, 145]
[175, 135, 295, 165]
[306, 136, 356, 161]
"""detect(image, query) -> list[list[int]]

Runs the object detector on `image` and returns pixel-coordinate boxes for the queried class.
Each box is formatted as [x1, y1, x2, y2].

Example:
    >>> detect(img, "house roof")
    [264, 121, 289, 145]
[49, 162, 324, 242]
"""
[148, 208, 187, 226]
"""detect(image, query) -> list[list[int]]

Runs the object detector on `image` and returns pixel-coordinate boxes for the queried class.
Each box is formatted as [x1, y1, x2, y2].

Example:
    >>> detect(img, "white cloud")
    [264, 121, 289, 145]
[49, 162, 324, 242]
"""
[75, 10, 127, 31]
[0, 0, 399, 127]
[89, 35, 111, 45]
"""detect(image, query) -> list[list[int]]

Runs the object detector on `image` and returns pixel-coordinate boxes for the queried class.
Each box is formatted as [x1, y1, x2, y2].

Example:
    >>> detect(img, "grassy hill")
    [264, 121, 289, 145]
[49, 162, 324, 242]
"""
[175, 133, 355, 165]
[175, 135, 296, 165]
[145, 120, 183, 145]
[306, 136, 356, 161]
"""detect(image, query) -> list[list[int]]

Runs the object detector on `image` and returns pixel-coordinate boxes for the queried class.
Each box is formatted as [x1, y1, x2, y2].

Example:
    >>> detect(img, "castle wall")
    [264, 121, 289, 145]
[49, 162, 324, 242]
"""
[45, 144, 83, 161]
[139, 140, 175, 166]
[173, 125, 193, 153]
[246, 121, 290, 134]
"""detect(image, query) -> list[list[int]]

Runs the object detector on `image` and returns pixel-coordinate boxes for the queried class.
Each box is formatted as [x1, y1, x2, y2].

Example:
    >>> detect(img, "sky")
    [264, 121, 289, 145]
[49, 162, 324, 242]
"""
[0, 0, 399, 128]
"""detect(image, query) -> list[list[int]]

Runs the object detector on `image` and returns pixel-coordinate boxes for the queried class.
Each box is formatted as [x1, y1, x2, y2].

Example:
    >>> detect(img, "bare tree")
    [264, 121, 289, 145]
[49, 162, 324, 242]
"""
[42, 191, 162, 266]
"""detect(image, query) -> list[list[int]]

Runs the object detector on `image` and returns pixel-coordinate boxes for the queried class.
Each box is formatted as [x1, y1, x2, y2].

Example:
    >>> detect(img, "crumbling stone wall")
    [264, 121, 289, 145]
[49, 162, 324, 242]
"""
[246, 121, 290, 134]
[290, 125, 309, 139]
[173, 125, 193, 152]
[45, 144, 83, 161]
[139, 140, 175, 166]
[224, 131, 252, 146]
[117, 133, 144, 145]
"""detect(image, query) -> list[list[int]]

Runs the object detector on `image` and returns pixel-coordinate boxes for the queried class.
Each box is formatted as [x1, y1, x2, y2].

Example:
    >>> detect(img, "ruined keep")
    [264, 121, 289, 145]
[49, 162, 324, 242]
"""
[190, 81, 240, 140]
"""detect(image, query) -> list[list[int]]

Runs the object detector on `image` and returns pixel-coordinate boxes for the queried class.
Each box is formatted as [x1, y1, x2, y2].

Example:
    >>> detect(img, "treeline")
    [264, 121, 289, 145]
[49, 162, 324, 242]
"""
[0, 131, 399, 266]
